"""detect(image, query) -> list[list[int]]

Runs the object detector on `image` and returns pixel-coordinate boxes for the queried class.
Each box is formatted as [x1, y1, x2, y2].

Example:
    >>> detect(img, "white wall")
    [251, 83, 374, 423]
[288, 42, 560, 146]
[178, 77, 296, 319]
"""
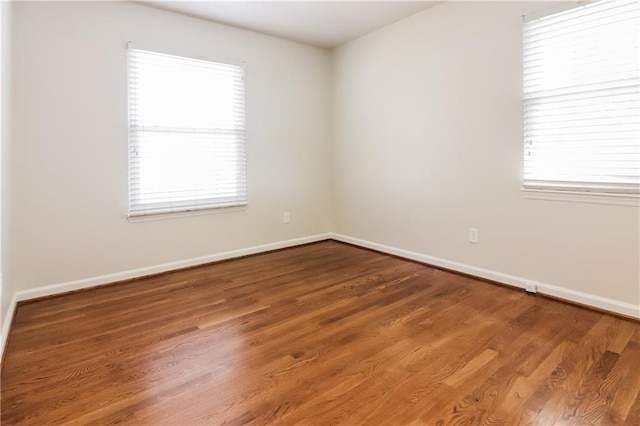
[6, 1, 639, 319]
[11, 1, 332, 292]
[1, 0, 13, 331]
[332, 1, 640, 309]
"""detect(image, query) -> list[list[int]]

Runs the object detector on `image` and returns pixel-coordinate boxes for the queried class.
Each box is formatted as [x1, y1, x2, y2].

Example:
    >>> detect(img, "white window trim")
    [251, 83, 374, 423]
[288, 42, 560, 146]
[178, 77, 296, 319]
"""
[521, 0, 640, 202]
[522, 0, 598, 23]
[127, 205, 248, 223]
[126, 42, 245, 69]
[522, 188, 640, 207]
[127, 43, 248, 218]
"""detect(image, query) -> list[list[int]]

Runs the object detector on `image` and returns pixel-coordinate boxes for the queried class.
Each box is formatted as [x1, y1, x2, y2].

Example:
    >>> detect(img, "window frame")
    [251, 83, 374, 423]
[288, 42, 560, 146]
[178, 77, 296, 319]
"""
[126, 43, 248, 218]
[521, 0, 640, 204]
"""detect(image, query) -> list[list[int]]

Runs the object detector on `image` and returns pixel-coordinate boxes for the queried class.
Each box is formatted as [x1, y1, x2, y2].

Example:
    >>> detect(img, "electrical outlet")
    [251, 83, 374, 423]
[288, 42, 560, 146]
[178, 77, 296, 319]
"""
[283, 211, 291, 224]
[525, 282, 537, 294]
[469, 227, 479, 243]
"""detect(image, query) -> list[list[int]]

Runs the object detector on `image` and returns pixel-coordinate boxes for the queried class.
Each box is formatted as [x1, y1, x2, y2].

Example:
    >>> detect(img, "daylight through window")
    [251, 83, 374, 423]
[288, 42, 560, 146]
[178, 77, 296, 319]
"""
[128, 46, 246, 216]
[522, 0, 640, 195]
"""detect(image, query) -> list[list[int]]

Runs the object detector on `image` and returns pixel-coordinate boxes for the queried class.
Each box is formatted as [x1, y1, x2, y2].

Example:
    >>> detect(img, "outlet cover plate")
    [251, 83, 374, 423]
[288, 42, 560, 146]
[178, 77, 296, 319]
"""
[469, 228, 479, 243]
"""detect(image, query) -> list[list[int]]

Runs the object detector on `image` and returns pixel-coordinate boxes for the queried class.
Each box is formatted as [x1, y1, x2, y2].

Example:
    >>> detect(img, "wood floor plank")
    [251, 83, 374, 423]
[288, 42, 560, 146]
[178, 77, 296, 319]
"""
[1, 240, 639, 425]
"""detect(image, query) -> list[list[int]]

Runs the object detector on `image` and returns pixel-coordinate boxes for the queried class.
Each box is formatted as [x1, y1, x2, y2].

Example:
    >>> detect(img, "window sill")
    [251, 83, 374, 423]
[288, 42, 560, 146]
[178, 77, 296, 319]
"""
[127, 205, 248, 223]
[522, 188, 639, 207]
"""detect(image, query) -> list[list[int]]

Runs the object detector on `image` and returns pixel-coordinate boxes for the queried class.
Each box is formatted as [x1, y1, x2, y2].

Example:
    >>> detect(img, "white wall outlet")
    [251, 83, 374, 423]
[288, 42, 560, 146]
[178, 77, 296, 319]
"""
[469, 227, 479, 243]
[283, 211, 291, 224]
[525, 282, 537, 294]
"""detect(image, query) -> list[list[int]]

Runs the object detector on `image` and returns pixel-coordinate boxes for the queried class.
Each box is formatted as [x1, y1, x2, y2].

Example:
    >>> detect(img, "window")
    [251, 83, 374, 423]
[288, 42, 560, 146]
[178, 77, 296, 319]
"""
[127, 45, 246, 216]
[522, 0, 639, 196]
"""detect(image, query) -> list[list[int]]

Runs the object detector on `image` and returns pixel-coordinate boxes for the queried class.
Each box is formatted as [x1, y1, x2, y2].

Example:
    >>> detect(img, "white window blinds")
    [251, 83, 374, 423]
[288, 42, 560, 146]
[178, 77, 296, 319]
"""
[523, 0, 640, 194]
[128, 46, 246, 216]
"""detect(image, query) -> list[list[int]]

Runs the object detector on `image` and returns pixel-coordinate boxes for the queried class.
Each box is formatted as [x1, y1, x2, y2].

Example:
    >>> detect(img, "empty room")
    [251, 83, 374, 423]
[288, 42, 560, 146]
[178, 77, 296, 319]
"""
[1, 0, 639, 424]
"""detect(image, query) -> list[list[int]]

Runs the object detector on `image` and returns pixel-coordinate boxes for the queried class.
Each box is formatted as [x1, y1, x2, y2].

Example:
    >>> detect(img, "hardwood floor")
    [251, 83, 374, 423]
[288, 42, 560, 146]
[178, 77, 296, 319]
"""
[1, 240, 639, 425]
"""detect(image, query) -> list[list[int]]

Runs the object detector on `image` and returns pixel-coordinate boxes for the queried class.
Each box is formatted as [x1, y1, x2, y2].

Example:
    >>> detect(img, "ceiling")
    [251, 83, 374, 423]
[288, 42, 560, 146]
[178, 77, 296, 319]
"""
[141, 1, 441, 49]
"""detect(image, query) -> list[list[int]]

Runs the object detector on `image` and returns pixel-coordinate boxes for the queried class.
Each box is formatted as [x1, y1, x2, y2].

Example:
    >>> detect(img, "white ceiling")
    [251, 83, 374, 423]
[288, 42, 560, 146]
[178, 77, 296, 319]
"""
[141, 1, 441, 49]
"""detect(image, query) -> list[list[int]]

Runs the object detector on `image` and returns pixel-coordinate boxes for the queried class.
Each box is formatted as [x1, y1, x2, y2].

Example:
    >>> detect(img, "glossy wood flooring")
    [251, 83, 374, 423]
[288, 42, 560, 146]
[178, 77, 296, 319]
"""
[2, 241, 640, 425]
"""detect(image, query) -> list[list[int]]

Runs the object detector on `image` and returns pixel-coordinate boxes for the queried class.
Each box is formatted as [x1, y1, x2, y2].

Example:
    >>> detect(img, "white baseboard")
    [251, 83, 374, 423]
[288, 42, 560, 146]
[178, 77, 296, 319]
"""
[331, 233, 640, 319]
[1, 291, 18, 361]
[14, 233, 332, 303]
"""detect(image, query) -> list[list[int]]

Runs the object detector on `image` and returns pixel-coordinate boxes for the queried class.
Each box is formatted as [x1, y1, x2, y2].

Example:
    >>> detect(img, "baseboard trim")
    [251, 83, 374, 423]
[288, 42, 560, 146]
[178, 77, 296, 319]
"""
[331, 233, 640, 319]
[14, 233, 332, 304]
[1, 292, 18, 365]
